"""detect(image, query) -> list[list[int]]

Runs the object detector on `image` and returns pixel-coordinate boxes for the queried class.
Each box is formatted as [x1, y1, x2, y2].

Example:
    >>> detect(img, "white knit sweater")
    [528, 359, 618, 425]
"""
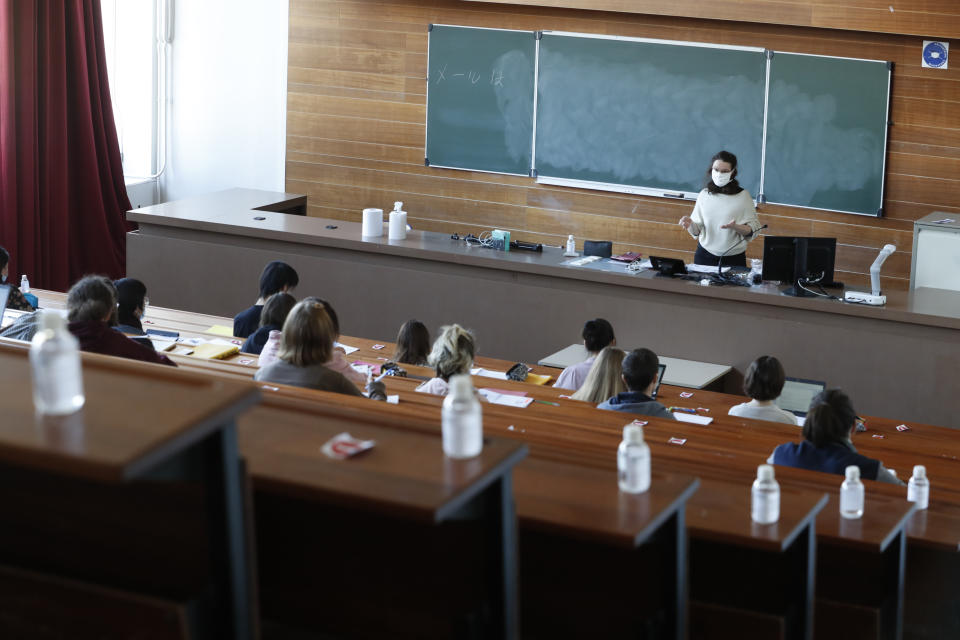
[687, 188, 761, 257]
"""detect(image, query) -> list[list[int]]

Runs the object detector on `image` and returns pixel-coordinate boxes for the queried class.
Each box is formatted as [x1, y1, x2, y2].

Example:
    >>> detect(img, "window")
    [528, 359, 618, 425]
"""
[101, 0, 168, 180]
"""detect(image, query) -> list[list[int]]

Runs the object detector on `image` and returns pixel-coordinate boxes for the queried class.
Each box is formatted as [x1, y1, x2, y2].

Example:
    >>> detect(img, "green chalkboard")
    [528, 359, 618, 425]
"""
[535, 33, 768, 198]
[425, 25, 536, 175]
[763, 53, 890, 216]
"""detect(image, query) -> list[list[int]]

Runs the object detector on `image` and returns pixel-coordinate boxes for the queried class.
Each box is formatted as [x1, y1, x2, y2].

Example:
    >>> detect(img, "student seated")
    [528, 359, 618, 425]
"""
[113, 278, 153, 350]
[415, 324, 475, 396]
[242, 292, 295, 356]
[233, 261, 299, 339]
[0, 246, 35, 312]
[66, 276, 175, 366]
[554, 318, 616, 391]
[570, 347, 626, 404]
[254, 299, 385, 399]
[393, 319, 430, 366]
[597, 348, 674, 420]
[727, 356, 799, 425]
[769, 389, 903, 485]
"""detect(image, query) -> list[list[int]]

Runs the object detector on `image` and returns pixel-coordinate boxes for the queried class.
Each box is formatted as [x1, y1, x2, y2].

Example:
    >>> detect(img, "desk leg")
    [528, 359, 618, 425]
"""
[799, 522, 816, 640]
[669, 508, 688, 640]
[484, 473, 519, 640]
[884, 530, 906, 640]
[204, 423, 254, 640]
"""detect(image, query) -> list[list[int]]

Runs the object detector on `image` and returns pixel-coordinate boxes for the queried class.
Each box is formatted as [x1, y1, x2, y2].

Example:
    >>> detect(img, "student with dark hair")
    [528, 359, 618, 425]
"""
[394, 320, 430, 366]
[728, 356, 798, 425]
[678, 150, 762, 267]
[597, 348, 673, 420]
[113, 278, 153, 349]
[67, 276, 175, 367]
[254, 298, 385, 400]
[0, 245, 36, 312]
[554, 318, 616, 391]
[769, 389, 902, 485]
[242, 292, 296, 356]
[233, 260, 300, 338]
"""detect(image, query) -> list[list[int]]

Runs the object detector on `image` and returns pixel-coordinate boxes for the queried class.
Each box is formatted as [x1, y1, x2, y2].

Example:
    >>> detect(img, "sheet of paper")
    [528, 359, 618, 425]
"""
[672, 412, 713, 425]
[481, 388, 528, 397]
[206, 324, 235, 337]
[478, 389, 533, 408]
[150, 338, 177, 352]
[334, 341, 359, 355]
[470, 367, 509, 380]
[386, 395, 399, 405]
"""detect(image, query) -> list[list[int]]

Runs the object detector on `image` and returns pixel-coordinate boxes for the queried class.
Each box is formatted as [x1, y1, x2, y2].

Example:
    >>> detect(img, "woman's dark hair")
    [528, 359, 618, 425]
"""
[260, 292, 297, 328]
[743, 355, 786, 402]
[803, 389, 857, 447]
[0, 246, 9, 271]
[582, 318, 615, 353]
[114, 278, 147, 326]
[704, 150, 744, 195]
[302, 297, 340, 337]
[67, 275, 117, 323]
[621, 348, 660, 392]
[394, 319, 430, 366]
[258, 261, 299, 299]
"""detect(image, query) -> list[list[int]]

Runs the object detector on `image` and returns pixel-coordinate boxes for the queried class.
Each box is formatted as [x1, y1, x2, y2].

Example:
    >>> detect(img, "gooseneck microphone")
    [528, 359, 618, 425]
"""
[717, 224, 769, 277]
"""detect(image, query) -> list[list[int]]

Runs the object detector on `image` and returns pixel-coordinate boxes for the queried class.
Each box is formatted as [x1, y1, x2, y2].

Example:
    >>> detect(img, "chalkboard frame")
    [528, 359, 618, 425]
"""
[424, 24, 538, 177]
[761, 51, 893, 218]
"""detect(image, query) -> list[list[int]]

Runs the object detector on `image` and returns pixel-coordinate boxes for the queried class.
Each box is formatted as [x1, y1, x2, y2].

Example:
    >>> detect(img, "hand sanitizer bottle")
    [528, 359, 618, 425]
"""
[442, 374, 482, 459]
[617, 424, 651, 493]
[751, 464, 780, 524]
[565, 234, 577, 256]
[30, 311, 85, 415]
[840, 465, 864, 519]
[907, 465, 929, 510]
[20, 274, 30, 294]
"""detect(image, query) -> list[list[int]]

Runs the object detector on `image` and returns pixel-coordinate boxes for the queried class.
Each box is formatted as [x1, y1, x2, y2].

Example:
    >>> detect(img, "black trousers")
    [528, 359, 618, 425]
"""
[694, 243, 747, 268]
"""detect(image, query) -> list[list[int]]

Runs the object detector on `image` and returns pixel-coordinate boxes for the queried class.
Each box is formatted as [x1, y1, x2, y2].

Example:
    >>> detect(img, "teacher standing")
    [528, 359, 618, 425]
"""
[678, 151, 761, 267]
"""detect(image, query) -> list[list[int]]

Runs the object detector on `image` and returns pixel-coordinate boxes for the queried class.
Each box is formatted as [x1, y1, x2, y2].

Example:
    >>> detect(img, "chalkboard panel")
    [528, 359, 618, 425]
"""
[534, 33, 767, 198]
[763, 53, 891, 216]
[425, 25, 536, 176]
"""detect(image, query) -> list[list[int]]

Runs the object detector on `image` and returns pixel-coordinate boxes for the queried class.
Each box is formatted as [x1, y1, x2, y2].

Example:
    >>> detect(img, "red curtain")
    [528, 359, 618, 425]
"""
[0, 0, 132, 292]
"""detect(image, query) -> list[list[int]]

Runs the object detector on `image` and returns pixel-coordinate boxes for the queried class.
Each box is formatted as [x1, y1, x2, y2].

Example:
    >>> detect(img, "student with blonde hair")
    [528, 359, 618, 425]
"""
[570, 347, 627, 404]
[255, 298, 385, 399]
[415, 324, 475, 395]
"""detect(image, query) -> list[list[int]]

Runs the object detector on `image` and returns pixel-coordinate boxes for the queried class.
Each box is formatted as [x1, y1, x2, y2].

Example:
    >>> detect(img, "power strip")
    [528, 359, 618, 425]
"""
[844, 291, 887, 306]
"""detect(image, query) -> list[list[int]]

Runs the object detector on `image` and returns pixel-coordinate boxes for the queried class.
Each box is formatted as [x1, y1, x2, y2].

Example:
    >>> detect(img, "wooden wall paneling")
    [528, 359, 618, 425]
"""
[287, 0, 960, 292]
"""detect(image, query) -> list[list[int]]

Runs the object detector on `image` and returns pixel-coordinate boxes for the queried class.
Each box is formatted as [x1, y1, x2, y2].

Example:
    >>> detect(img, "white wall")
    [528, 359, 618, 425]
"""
[160, 0, 288, 202]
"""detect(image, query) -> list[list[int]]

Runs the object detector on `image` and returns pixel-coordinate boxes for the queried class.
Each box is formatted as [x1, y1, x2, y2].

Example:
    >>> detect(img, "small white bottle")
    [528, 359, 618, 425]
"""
[751, 464, 780, 524]
[839, 465, 865, 519]
[617, 424, 651, 493]
[441, 374, 483, 459]
[30, 311, 85, 415]
[565, 234, 577, 256]
[907, 465, 929, 510]
[20, 274, 30, 294]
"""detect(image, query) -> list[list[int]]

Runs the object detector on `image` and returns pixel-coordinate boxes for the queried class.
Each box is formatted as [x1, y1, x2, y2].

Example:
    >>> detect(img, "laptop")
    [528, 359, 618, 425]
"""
[651, 363, 667, 399]
[775, 377, 826, 418]
[0, 285, 11, 327]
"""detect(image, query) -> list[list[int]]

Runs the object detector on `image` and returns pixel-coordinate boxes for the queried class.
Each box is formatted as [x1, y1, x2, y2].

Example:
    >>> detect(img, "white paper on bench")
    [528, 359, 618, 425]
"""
[672, 412, 713, 425]
[470, 367, 509, 380]
[477, 389, 533, 408]
[335, 342, 359, 355]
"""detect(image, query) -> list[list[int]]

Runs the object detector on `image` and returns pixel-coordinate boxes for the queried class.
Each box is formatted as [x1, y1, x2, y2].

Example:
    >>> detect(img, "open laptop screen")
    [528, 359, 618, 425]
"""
[775, 377, 826, 417]
[0, 285, 10, 321]
[651, 363, 667, 399]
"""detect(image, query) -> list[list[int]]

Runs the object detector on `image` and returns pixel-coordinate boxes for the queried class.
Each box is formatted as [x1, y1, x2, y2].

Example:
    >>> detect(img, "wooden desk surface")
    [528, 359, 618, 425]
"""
[0, 342, 259, 482]
[238, 398, 527, 523]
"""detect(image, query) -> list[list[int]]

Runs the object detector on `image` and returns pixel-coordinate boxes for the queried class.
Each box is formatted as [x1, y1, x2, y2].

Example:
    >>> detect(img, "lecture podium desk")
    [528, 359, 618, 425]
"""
[0, 342, 260, 639]
[237, 398, 527, 640]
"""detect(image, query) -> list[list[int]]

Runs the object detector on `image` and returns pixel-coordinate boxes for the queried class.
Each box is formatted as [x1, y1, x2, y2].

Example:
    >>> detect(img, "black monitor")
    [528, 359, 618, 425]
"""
[761, 237, 836, 297]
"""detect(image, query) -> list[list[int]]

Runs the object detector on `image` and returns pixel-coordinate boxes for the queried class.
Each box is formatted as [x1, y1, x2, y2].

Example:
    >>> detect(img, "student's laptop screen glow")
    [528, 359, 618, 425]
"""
[775, 378, 826, 417]
[652, 363, 666, 399]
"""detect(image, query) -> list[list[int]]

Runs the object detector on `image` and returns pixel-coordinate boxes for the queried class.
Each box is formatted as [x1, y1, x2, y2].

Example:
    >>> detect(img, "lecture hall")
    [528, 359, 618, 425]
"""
[0, 0, 958, 638]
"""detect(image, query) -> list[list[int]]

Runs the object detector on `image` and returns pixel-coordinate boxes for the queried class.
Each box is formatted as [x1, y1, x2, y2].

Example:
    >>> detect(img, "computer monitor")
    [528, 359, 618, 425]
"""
[761, 237, 836, 297]
[775, 377, 826, 418]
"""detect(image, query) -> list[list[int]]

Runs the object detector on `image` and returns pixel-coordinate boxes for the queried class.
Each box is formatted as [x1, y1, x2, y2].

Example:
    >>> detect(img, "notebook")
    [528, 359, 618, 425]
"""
[775, 377, 826, 417]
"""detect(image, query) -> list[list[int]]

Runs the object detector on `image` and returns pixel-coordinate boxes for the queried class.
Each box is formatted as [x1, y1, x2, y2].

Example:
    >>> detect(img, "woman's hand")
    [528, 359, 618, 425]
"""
[678, 216, 694, 230]
[721, 219, 753, 235]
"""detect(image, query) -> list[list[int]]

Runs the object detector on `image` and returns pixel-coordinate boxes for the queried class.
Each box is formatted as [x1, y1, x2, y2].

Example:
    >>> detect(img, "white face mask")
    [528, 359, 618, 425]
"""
[712, 169, 733, 188]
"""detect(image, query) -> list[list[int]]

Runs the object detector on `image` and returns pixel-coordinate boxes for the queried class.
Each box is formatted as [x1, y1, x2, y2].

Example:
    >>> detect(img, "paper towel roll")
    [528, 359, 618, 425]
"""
[362, 208, 383, 237]
[389, 210, 407, 240]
